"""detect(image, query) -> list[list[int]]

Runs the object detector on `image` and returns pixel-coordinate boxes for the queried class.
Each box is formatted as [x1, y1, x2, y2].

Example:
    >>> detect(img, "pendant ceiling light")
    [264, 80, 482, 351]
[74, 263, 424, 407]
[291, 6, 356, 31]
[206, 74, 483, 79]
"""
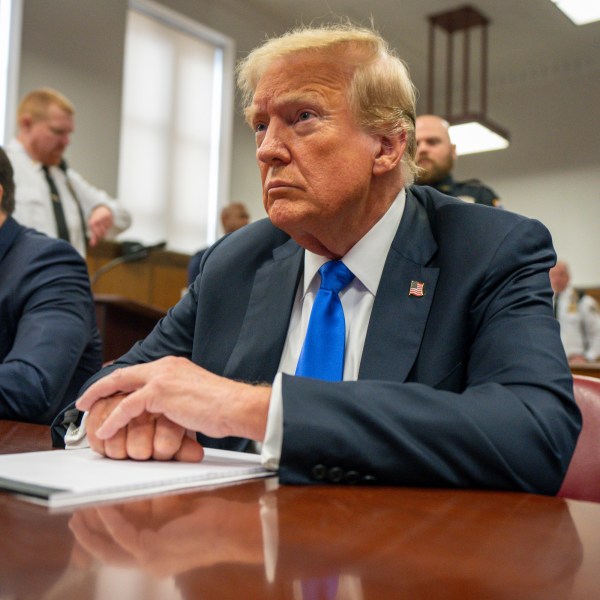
[425, 4, 510, 156]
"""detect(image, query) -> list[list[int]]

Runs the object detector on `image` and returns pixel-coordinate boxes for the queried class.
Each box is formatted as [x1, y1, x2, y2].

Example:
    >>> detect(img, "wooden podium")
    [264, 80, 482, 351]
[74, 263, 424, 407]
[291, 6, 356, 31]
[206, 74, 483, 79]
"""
[87, 240, 190, 312]
[94, 294, 166, 363]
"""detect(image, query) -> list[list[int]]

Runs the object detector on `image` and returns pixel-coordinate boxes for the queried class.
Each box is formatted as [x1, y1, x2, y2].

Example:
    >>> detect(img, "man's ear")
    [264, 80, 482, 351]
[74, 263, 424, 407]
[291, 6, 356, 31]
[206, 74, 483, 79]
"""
[372, 131, 406, 177]
[18, 114, 33, 132]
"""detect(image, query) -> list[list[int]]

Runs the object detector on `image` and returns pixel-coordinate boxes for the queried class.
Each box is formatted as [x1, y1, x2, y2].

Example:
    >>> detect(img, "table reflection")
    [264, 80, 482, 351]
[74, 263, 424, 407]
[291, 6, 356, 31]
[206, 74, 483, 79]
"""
[0, 482, 584, 600]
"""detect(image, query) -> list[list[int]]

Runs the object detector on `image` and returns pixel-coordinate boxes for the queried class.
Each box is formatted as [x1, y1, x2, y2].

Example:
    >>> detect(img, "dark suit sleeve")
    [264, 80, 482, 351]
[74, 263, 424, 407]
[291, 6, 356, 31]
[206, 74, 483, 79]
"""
[279, 218, 580, 494]
[188, 248, 207, 285]
[0, 241, 99, 424]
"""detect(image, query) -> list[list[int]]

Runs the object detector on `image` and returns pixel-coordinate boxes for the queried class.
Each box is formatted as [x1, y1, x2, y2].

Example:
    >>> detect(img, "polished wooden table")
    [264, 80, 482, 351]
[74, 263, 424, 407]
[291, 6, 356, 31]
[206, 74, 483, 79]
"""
[1, 420, 599, 599]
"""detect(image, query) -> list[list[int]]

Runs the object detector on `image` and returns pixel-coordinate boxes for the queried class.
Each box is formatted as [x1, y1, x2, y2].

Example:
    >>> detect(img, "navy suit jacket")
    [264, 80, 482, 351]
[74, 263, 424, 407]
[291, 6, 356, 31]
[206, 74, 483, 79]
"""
[0, 217, 102, 424]
[77, 187, 580, 494]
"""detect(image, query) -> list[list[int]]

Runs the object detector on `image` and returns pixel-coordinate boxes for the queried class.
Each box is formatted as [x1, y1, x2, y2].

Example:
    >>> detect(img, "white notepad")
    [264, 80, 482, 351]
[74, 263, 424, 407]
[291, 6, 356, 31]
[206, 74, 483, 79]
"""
[0, 447, 273, 508]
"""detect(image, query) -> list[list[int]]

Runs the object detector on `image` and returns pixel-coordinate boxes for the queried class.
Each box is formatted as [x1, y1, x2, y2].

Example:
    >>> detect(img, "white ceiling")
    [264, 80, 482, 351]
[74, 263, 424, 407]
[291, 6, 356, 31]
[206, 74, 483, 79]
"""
[239, 0, 600, 111]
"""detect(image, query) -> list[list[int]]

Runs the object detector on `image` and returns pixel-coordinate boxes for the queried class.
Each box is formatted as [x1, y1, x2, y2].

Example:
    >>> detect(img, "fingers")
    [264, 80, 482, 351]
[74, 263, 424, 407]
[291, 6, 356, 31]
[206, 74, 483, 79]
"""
[86, 394, 156, 460]
[77, 366, 144, 412]
[174, 434, 205, 462]
[102, 427, 128, 459]
[152, 417, 185, 460]
[87, 396, 125, 457]
[126, 413, 157, 460]
[95, 391, 148, 440]
[88, 396, 202, 462]
[151, 419, 204, 462]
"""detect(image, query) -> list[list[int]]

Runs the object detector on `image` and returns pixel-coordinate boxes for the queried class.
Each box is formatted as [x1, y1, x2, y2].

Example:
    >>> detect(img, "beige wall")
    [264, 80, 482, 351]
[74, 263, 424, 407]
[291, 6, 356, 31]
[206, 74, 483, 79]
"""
[452, 66, 600, 287]
[18, 0, 127, 198]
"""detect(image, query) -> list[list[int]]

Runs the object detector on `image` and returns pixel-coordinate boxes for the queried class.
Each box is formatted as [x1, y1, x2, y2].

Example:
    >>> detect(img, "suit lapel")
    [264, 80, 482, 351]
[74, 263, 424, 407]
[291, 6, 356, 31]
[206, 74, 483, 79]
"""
[224, 238, 303, 382]
[359, 191, 439, 381]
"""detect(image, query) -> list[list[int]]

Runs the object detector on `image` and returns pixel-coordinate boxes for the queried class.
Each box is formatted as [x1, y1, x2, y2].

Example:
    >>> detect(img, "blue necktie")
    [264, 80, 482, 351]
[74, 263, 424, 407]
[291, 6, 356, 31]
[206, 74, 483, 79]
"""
[296, 260, 355, 381]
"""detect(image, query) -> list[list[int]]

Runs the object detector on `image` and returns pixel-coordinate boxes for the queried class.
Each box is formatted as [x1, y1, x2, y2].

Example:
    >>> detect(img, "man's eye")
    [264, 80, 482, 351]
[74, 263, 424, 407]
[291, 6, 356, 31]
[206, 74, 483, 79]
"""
[297, 111, 314, 122]
[254, 123, 267, 133]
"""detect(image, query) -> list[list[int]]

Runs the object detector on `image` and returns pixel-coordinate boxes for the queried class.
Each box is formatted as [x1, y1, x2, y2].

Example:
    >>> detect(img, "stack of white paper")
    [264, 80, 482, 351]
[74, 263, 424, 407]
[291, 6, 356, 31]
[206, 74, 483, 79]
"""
[0, 447, 273, 508]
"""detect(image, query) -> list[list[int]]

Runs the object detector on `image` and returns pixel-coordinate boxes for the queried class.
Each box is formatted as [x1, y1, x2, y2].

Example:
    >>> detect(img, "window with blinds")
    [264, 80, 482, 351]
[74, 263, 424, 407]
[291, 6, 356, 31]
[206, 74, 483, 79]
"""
[117, 0, 234, 253]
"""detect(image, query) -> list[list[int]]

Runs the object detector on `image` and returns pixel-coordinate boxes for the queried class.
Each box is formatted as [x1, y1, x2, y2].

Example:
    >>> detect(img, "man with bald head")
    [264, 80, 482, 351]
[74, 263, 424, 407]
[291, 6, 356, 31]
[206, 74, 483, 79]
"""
[415, 114, 501, 207]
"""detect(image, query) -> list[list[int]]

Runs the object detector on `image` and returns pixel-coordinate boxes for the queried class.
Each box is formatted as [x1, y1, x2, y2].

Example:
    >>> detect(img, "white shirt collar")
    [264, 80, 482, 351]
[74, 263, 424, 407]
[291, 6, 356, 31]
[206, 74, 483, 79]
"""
[301, 188, 406, 297]
[8, 138, 44, 172]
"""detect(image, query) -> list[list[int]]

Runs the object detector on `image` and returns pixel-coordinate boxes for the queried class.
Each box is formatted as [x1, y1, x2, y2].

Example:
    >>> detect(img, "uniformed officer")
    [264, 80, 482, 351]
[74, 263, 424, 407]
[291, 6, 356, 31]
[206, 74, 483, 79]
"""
[415, 114, 501, 208]
[550, 260, 600, 362]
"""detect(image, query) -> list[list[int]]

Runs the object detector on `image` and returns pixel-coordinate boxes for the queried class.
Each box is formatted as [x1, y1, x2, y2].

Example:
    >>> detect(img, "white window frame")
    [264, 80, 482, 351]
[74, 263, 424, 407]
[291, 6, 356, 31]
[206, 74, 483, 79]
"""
[0, 0, 22, 144]
[121, 0, 235, 248]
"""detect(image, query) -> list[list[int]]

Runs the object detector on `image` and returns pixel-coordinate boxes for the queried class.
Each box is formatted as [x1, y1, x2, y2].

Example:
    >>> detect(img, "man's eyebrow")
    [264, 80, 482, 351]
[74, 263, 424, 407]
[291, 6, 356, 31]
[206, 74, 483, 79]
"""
[245, 90, 327, 126]
[244, 106, 261, 125]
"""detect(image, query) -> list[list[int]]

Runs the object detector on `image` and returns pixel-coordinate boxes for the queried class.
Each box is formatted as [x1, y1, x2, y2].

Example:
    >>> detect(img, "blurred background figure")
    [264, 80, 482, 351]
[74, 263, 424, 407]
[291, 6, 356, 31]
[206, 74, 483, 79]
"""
[6, 88, 131, 257]
[415, 114, 502, 208]
[550, 260, 600, 363]
[188, 202, 250, 284]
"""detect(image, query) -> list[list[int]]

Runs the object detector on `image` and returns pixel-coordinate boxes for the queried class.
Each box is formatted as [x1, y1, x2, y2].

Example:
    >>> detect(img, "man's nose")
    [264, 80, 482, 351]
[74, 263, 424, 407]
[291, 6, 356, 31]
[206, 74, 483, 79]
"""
[256, 121, 291, 165]
[416, 143, 429, 158]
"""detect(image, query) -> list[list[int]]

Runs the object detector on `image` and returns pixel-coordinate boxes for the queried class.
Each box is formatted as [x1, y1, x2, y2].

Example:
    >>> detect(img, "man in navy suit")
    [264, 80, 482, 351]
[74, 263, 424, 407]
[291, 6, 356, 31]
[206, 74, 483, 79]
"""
[77, 25, 580, 494]
[0, 146, 102, 424]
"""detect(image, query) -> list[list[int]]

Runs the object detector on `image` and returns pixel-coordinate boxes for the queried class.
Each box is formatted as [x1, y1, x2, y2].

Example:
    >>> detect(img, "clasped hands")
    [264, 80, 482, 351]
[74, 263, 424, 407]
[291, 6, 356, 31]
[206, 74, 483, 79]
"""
[76, 356, 271, 461]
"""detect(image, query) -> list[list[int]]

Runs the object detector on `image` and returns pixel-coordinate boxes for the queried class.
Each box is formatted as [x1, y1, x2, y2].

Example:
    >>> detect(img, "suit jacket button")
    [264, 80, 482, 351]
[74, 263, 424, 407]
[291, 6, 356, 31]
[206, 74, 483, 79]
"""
[328, 467, 344, 483]
[311, 464, 327, 481]
[345, 470, 360, 484]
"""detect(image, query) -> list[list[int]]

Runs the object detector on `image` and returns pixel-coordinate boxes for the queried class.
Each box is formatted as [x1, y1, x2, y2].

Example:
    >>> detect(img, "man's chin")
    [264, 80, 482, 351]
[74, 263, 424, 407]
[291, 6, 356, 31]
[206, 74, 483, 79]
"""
[416, 177, 434, 186]
[267, 204, 310, 236]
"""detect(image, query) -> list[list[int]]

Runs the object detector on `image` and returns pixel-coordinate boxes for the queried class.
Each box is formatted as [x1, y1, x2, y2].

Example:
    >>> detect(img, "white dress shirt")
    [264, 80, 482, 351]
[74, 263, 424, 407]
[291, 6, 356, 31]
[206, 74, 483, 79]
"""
[555, 286, 600, 361]
[261, 190, 406, 469]
[6, 138, 131, 257]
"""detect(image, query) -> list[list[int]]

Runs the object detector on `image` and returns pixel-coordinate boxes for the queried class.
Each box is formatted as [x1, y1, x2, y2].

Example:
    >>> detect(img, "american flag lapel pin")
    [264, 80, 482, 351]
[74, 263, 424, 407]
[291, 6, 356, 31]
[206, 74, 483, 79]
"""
[409, 280, 425, 297]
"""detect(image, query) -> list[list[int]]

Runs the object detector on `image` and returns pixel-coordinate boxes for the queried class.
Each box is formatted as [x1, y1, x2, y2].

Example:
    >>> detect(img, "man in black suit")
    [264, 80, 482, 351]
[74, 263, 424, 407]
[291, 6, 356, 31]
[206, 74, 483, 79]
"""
[77, 24, 579, 494]
[0, 146, 102, 423]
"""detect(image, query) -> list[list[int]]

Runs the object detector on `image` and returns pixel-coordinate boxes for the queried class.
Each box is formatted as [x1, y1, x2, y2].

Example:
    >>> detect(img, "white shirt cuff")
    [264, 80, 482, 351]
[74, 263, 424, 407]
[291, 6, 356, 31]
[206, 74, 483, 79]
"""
[64, 411, 90, 449]
[260, 373, 284, 470]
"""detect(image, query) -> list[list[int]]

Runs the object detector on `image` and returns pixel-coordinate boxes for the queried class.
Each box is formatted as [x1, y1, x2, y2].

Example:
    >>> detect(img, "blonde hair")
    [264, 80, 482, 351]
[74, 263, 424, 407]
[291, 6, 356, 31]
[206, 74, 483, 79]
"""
[236, 24, 418, 184]
[17, 88, 75, 122]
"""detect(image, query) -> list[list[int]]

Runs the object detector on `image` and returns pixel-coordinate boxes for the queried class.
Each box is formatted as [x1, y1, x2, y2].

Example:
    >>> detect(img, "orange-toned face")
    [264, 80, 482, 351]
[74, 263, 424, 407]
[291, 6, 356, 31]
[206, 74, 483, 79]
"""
[222, 204, 250, 233]
[247, 52, 384, 258]
[549, 262, 570, 293]
[22, 103, 73, 166]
